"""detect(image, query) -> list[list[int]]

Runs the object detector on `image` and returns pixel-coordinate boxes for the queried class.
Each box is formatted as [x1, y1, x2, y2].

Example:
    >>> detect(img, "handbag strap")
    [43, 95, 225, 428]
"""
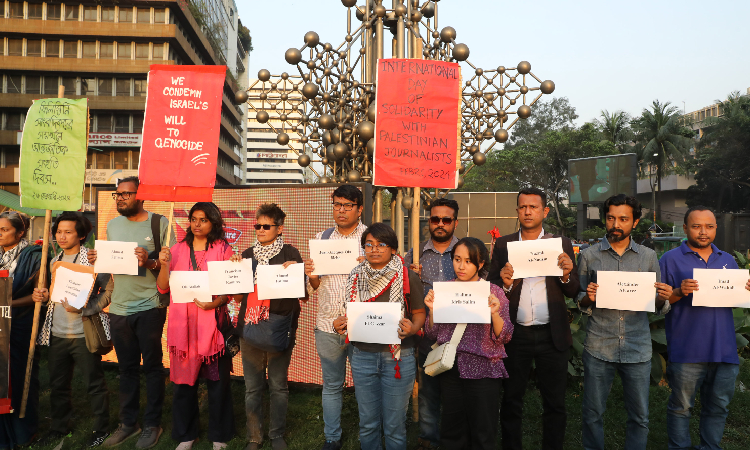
[448, 323, 467, 347]
[189, 245, 198, 271]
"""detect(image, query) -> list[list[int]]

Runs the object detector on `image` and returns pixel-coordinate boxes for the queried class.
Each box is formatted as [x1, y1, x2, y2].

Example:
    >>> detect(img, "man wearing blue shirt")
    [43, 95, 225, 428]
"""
[660, 206, 750, 450]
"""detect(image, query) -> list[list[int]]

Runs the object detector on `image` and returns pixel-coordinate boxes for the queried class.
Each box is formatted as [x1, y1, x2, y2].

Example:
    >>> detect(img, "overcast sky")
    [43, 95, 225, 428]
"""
[237, 0, 750, 125]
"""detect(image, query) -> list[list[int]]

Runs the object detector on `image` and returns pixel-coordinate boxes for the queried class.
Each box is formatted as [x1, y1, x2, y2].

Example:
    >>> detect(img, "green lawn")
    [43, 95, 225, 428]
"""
[26, 349, 750, 449]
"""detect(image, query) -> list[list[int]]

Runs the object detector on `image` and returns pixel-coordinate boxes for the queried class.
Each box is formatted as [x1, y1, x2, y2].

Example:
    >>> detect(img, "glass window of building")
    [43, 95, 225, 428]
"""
[28, 3, 43, 19]
[98, 77, 113, 96]
[63, 40, 78, 58]
[119, 6, 133, 23]
[4, 150, 20, 168]
[27, 40, 42, 57]
[7, 39, 23, 56]
[83, 5, 97, 21]
[134, 79, 147, 97]
[133, 114, 144, 133]
[152, 43, 164, 60]
[86, 150, 94, 168]
[0, 3, 5, 17]
[25, 76, 41, 94]
[62, 77, 76, 95]
[97, 114, 112, 133]
[154, 8, 165, 23]
[136, 7, 150, 23]
[135, 43, 149, 60]
[100, 41, 114, 59]
[6, 113, 22, 130]
[7, 75, 22, 94]
[101, 6, 114, 22]
[96, 151, 111, 169]
[64, 4, 79, 20]
[82, 41, 96, 58]
[113, 149, 129, 168]
[116, 78, 131, 96]
[45, 39, 61, 57]
[43, 75, 59, 94]
[9, 2, 23, 18]
[131, 151, 140, 168]
[117, 42, 131, 60]
[46, 3, 61, 19]
[81, 78, 95, 95]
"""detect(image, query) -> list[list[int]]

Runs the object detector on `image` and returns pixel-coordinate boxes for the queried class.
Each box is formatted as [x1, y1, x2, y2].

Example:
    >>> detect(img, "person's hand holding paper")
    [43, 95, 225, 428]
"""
[690, 269, 750, 308]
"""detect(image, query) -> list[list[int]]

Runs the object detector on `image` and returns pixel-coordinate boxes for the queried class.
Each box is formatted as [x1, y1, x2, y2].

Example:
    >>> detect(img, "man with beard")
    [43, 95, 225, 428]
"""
[405, 197, 460, 450]
[577, 194, 673, 450]
[488, 187, 579, 450]
[659, 206, 750, 449]
[101, 177, 175, 449]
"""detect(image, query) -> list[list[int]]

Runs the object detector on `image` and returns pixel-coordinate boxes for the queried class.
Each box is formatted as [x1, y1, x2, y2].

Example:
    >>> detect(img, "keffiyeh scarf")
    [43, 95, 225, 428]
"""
[0, 239, 28, 276]
[244, 236, 284, 325]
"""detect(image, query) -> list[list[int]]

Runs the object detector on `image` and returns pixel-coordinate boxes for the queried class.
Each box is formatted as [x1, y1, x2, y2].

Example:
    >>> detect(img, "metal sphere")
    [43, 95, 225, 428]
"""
[347, 170, 361, 183]
[323, 42, 333, 51]
[310, 132, 320, 140]
[258, 69, 271, 82]
[452, 43, 470, 61]
[301, 82, 319, 99]
[281, 72, 289, 80]
[482, 129, 494, 140]
[320, 176, 332, 183]
[497, 66, 506, 74]
[402, 196, 413, 210]
[298, 154, 311, 167]
[410, 10, 422, 22]
[276, 133, 290, 146]
[468, 144, 479, 155]
[356, 120, 375, 142]
[457, 177, 464, 189]
[459, 164, 466, 174]
[498, 87, 506, 96]
[234, 90, 248, 104]
[325, 145, 336, 161]
[494, 129, 509, 143]
[473, 152, 486, 166]
[259, 92, 268, 100]
[355, 6, 365, 21]
[517, 61, 531, 74]
[394, 4, 407, 16]
[367, 104, 377, 122]
[322, 131, 332, 147]
[366, 139, 375, 158]
[518, 105, 532, 119]
[374, 5, 386, 16]
[422, 1, 435, 18]
[540, 80, 555, 95]
[333, 142, 349, 160]
[330, 128, 342, 143]
[304, 31, 320, 48]
[285, 48, 301, 65]
[341, 0, 357, 6]
[279, 113, 288, 122]
[520, 85, 529, 94]
[256, 111, 269, 123]
[319, 114, 336, 130]
[440, 26, 456, 43]
[300, 136, 308, 144]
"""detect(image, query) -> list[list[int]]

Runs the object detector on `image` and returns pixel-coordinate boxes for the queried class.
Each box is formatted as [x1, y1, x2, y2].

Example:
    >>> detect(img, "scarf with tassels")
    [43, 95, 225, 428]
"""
[345, 254, 410, 378]
[0, 238, 29, 276]
[244, 236, 284, 325]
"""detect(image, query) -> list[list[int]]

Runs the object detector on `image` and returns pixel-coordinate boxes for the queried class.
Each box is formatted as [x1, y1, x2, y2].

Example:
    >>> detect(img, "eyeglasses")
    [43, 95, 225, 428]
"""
[429, 216, 454, 225]
[254, 224, 278, 230]
[364, 242, 390, 252]
[332, 202, 357, 211]
[112, 191, 137, 200]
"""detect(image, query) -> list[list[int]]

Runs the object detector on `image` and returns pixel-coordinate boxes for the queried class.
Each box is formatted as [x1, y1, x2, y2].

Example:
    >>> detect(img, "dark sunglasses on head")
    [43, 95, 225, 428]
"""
[429, 216, 454, 225]
[254, 224, 278, 230]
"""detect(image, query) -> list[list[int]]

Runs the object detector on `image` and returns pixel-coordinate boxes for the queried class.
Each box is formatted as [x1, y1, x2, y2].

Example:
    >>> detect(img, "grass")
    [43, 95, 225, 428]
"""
[25, 348, 750, 449]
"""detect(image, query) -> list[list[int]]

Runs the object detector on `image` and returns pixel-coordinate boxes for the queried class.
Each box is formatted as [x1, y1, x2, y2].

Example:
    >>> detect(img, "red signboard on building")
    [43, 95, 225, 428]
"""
[372, 58, 461, 189]
[138, 65, 226, 202]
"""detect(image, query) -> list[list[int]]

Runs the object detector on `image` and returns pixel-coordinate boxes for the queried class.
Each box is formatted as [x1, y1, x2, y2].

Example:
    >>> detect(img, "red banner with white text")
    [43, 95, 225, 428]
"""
[138, 65, 226, 202]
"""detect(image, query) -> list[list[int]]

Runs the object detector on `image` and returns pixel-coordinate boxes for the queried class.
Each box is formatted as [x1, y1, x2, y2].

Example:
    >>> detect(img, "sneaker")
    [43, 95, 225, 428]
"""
[244, 443, 260, 450]
[271, 437, 288, 450]
[38, 431, 65, 447]
[135, 426, 163, 449]
[103, 424, 141, 448]
[321, 440, 342, 450]
[175, 439, 197, 450]
[88, 431, 109, 448]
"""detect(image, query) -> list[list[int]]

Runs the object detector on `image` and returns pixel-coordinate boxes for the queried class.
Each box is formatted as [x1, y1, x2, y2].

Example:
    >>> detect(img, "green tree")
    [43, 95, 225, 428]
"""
[504, 97, 579, 149]
[595, 109, 633, 152]
[632, 100, 694, 220]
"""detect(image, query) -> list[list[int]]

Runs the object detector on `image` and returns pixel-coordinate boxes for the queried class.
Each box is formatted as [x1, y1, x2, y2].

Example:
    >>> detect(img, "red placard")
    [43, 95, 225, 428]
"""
[372, 59, 460, 189]
[138, 65, 226, 202]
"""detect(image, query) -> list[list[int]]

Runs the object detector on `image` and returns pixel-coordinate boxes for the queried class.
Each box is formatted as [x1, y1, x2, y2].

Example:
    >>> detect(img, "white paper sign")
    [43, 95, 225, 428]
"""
[207, 259, 255, 295]
[256, 263, 305, 300]
[346, 302, 401, 345]
[508, 238, 564, 279]
[169, 271, 211, 304]
[692, 268, 750, 308]
[50, 266, 95, 309]
[94, 240, 139, 275]
[433, 280, 491, 323]
[596, 270, 657, 312]
[309, 239, 360, 275]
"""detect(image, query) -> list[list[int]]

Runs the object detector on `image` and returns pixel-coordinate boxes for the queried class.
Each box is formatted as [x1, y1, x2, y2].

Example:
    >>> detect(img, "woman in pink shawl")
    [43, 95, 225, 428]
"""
[157, 202, 235, 450]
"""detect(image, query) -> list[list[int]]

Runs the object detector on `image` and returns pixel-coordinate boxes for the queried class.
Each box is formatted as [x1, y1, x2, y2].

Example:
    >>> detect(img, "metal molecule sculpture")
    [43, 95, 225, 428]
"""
[235, 0, 554, 228]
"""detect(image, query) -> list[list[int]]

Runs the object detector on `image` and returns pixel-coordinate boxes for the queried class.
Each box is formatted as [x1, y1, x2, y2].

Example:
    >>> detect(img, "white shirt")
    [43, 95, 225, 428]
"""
[516, 228, 550, 326]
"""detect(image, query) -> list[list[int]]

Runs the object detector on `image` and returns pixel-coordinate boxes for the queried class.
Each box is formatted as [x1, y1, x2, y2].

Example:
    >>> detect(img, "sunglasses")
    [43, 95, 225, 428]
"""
[429, 216, 454, 225]
[254, 224, 278, 230]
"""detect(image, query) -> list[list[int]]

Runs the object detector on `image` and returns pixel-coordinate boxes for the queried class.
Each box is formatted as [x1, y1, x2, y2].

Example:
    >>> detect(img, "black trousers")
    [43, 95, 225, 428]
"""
[109, 307, 167, 428]
[500, 325, 569, 450]
[171, 352, 235, 443]
[439, 365, 501, 450]
[48, 336, 109, 434]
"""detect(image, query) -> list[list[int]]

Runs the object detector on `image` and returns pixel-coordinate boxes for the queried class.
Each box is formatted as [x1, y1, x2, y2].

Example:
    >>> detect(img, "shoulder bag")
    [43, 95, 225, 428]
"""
[149, 213, 171, 308]
[423, 323, 467, 377]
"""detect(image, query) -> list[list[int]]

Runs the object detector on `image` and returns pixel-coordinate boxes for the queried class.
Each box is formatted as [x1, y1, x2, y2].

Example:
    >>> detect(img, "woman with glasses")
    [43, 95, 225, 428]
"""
[0, 211, 43, 449]
[333, 222, 425, 450]
[233, 203, 305, 450]
[156, 202, 235, 450]
[423, 237, 512, 450]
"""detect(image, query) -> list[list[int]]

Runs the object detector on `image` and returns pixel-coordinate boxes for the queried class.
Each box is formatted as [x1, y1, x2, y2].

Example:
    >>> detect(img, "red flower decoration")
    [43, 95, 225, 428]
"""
[487, 226, 501, 239]
[34, 239, 44, 246]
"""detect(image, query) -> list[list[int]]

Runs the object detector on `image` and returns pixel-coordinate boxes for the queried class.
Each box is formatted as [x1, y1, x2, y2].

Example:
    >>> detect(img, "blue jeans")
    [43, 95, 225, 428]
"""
[581, 350, 651, 450]
[315, 330, 353, 442]
[417, 349, 441, 446]
[666, 362, 739, 450]
[350, 346, 416, 450]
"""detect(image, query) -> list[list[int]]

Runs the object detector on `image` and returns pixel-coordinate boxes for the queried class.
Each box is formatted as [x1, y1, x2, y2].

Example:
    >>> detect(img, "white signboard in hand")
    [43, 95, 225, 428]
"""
[508, 237, 564, 279]
[50, 266, 95, 309]
[309, 239, 360, 275]
[256, 263, 305, 300]
[433, 280, 491, 323]
[595, 270, 657, 312]
[207, 259, 254, 295]
[692, 268, 750, 308]
[94, 240, 139, 275]
[346, 302, 401, 345]
[170, 271, 211, 304]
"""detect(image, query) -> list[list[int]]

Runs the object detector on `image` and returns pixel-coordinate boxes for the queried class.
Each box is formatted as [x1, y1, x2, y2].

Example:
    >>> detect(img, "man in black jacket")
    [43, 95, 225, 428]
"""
[488, 187, 580, 450]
